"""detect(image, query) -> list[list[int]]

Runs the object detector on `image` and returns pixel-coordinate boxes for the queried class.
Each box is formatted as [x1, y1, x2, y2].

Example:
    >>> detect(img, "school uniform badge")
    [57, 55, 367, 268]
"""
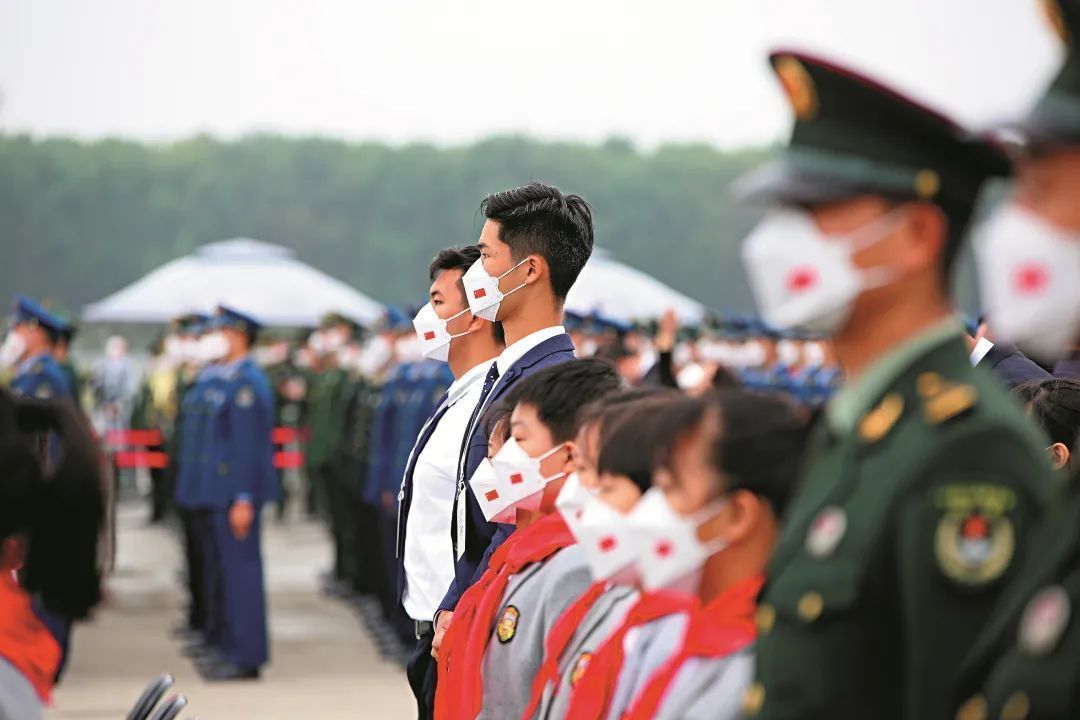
[570, 652, 592, 686]
[1018, 585, 1070, 657]
[496, 605, 519, 643]
[933, 485, 1016, 586]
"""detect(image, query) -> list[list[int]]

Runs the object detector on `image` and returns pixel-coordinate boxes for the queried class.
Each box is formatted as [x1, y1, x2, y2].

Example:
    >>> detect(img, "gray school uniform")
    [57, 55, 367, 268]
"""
[478, 545, 594, 720]
[605, 612, 691, 720]
[536, 584, 640, 720]
[649, 647, 755, 720]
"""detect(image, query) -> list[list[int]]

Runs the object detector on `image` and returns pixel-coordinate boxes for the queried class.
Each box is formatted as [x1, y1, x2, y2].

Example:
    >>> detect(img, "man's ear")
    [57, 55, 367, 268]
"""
[900, 202, 947, 274]
[465, 312, 489, 334]
[525, 253, 549, 285]
[1050, 442, 1071, 470]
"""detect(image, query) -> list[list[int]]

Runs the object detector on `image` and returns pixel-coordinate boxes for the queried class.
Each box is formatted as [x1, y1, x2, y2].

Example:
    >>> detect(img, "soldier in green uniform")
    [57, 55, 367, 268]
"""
[734, 51, 1056, 719]
[951, 2, 1080, 718]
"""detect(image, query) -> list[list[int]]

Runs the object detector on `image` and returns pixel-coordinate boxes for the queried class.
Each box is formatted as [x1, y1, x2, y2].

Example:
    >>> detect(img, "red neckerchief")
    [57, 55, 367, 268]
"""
[564, 590, 698, 720]
[522, 580, 610, 719]
[0, 572, 61, 703]
[622, 575, 763, 720]
[436, 513, 577, 720]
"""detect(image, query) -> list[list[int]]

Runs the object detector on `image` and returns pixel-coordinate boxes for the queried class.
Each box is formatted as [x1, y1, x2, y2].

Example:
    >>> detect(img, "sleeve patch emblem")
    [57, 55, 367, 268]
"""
[934, 485, 1016, 587]
[496, 605, 519, 644]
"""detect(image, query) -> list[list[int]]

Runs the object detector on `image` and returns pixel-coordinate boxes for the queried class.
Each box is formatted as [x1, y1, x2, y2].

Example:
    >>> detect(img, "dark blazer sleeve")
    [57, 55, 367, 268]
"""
[980, 342, 1051, 388]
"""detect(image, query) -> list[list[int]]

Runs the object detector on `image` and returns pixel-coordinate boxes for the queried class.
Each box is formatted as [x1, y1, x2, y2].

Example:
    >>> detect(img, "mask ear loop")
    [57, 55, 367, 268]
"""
[495, 256, 531, 298]
[537, 442, 570, 484]
[691, 497, 730, 555]
[444, 306, 475, 340]
[845, 207, 911, 291]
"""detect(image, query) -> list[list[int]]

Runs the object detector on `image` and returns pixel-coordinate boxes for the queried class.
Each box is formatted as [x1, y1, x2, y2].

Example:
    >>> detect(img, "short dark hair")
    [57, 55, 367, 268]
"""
[1019, 378, 1080, 453]
[480, 182, 594, 301]
[576, 386, 678, 435]
[429, 245, 504, 345]
[597, 396, 681, 493]
[504, 358, 621, 443]
[654, 389, 809, 519]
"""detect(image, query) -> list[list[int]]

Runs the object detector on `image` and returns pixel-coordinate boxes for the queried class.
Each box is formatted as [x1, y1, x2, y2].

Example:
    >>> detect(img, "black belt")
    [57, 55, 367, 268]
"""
[414, 620, 433, 640]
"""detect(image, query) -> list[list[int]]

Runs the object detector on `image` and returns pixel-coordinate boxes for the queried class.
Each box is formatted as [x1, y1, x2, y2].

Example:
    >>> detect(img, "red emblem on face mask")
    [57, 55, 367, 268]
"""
[423, 331, 436, 341]
[510, 473, 524, 485]
[786, 266, 819, 293]
[485, 490, 499, 502]
[655, 540, 674, 558]
[474, 288, 487, 299]
[599, 536, 617, 553]
[1013, 263, 1050, 295]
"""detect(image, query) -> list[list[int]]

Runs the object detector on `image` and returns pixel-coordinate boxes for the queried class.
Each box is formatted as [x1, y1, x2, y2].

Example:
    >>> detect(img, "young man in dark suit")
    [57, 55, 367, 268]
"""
[430, 182, 594, 663]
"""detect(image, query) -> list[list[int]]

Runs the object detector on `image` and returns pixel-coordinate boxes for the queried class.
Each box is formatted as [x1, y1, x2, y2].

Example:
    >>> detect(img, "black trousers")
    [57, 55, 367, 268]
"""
[178, 507, 205, 632]
[406, 628, 437, 720]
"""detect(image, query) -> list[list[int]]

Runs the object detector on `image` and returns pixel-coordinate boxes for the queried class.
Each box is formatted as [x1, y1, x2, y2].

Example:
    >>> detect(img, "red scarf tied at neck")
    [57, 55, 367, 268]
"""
[436, 513, 577, 720]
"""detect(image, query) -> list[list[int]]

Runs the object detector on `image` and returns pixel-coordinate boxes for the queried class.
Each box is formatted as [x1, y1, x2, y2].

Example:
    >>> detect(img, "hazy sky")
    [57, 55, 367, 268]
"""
[0, 0, 1065, 149]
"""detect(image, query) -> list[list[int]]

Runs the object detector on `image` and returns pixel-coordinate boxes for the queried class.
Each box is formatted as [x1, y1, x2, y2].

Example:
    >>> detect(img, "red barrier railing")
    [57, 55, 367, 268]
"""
[108, 427, 309, 470]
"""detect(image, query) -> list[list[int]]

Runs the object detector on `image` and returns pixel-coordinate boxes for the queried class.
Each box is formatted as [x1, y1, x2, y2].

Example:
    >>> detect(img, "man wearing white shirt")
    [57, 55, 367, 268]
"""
[400, 246, 504, 718]
[430, 182, 593, 671]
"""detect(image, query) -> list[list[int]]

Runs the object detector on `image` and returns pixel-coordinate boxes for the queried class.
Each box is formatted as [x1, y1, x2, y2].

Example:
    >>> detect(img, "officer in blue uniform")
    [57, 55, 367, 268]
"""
[7, 296, 74, 402]
[197, 306, 278, 681]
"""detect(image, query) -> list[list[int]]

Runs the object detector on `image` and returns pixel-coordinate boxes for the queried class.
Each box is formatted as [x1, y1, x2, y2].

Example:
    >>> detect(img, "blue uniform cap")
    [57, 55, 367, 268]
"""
[12, 295, 68, 335]
[213, 305, 263, 333]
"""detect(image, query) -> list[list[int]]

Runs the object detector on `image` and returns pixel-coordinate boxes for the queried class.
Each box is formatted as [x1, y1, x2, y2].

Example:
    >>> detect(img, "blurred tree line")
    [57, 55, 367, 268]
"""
[0, 133, 979, 319]
[0, 134, 773, 315]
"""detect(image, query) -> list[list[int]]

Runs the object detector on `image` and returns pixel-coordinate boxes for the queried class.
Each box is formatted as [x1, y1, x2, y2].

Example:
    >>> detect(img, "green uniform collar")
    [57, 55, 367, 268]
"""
[827, 317, 963, 435]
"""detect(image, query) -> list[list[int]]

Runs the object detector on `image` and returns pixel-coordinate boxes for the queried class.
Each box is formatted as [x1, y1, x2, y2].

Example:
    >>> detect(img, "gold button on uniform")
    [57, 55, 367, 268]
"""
[756, 603, 776, 636]
[956, 695, 987, 720]
[798, 591, 824, 622]
[741, 682, 765, 716]
[1000, 691, 1030, 720]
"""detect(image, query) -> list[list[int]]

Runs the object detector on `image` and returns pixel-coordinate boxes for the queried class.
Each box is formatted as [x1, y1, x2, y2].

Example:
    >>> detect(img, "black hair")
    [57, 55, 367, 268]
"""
[711, 364, 742, 390]
[654, 389, 809, 519]
[597, 395, 680, 492]
[480, 182, 594, 301]
[576, 385, 679, 437]
[429, 245, 505, 346]
[0, 390, 104, 620]
[1018, 378, 1080, 454]
[503, 358, 621, 443]
[481, 398, 515, 447]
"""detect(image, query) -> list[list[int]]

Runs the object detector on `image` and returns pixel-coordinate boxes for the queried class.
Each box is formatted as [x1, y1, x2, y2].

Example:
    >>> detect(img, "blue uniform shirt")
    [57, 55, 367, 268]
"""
[201, 356, 278, 508]
[11, 352, 73, 401]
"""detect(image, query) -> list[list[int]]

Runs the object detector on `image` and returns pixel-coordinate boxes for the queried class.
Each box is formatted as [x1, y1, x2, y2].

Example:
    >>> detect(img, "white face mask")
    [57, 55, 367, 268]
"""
[741, 208, 901, 335]
[0, 332, 27, 369]
[163, 335, 183, 363]
[777, 339, 801, 367]
[803, 341, 827, 368]
[198, 331, 229, 363]
[470, 458, 518, 524]
[576, 497, 641, 585]
[742, 341, 767, 368]
[627, 487, 727, 594]
[412, 303, 472, 362]
[461, 257, 529, 322]
[555, 472, 593, 537]
[490, 438, 568, 513]
[975, 204, 1080, 362]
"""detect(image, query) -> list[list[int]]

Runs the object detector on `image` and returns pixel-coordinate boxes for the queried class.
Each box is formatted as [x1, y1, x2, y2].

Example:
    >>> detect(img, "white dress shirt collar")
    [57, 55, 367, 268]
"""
[446, 359, 491, 406]
[495, 325, 567, 376]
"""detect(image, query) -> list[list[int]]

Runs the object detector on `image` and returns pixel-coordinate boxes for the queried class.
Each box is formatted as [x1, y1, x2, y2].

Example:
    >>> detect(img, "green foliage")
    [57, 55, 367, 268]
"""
[0, 133, 978, 317]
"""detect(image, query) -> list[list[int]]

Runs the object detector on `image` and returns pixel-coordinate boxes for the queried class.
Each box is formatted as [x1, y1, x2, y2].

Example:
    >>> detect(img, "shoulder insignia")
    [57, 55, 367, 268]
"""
[933, 485, 1016, 586]
[236, 385, 255, 408]
[570, 652, 592, 686]
[34, 384, 53, 400]
[496, 605, 519, 644]
[917, 372, 977, 424]
[805, 506, 847, 559]
[858, 393, 904, 443]
[1018, 585, 1070, 657]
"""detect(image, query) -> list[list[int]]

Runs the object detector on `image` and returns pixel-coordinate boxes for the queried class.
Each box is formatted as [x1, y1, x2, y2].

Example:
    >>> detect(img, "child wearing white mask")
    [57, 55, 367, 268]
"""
[434, 360, 620, 720]
[525, 389, 678, 720]
[608, 390, 806, 720]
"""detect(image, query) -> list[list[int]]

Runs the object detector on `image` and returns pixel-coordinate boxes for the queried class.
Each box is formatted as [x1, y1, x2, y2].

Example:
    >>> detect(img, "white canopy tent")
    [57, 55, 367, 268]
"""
[82, 238, 385, 326]
[565, 248, 706, 324]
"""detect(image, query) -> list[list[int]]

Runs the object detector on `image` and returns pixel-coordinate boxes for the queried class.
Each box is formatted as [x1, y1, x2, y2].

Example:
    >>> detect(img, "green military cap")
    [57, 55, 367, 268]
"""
[1008, 0, 1080, 148]
[318, 312, 358, 331]
[736, 50, 1010, 211]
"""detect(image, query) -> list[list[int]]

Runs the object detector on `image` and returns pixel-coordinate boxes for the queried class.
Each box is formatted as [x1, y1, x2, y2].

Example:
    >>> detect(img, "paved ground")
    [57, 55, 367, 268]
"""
[48, 504, 415, 719]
